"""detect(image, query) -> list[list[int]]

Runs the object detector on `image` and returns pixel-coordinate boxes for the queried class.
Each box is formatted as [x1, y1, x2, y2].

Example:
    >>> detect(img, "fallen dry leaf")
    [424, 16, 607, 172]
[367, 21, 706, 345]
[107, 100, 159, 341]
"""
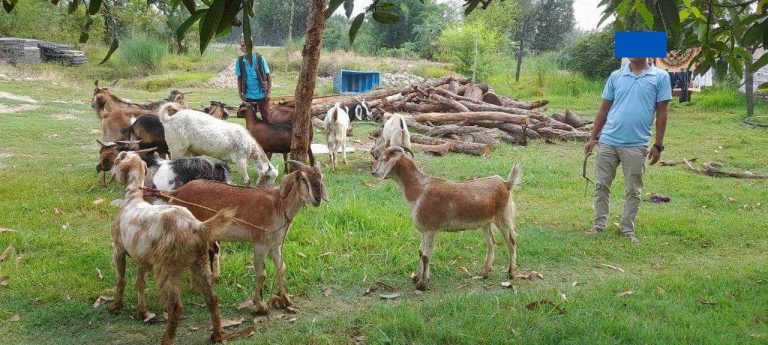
[698, 295, 717, 305]
[93, 198, 105, 205]
[0, 276, 9, 287]
[500, 281, 512, 288]
[362, 181, 375, 188]
[363, 284, 379, 296]
[284, 305, 300, 314]
[322, 287, 332, 297]
[96, 268, 104, 280]
[571, 281, 579, 287]
[297, 252, 307, 258]
[61, 223, 69, 230]
[0, 227, 16, 234]
[601, 264, 626, 273]
[0, 245, 12, 261]
[471, 275, 484, 280]
[611, 222, 621, 229]
[189, 326, 199, 331]
[379, 293, 401, 300]
[458, 266, 471, 276]
[727, 197, 736, 203]
[318, 252, 332, 258]
[560, 293, 568, 301]
[525, 300, 565, 315]
[92, 295, 114, 308]
[237, 299, 255, 310]
[142, 312, 157, 323]
[220, 317, 245, 329]
[9, 314, 20, 322]
[288, 317, 298, 323]
[514, 270, 544, 280]
[651, 262, 662, 270]
[617, 290, 633, 297]
[656, 287, 666, 294]
[54, 208, 63, 215]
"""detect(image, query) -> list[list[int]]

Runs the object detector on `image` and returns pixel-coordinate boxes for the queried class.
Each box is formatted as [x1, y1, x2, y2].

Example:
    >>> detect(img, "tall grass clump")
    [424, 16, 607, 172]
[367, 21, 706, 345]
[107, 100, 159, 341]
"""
[113, 33, 168, 77]
[696, 86, 745, 110]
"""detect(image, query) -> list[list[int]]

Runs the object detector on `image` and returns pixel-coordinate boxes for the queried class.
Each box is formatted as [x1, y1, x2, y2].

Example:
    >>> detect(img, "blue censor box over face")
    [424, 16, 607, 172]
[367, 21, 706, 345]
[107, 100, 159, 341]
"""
[615, 32, 667, 58]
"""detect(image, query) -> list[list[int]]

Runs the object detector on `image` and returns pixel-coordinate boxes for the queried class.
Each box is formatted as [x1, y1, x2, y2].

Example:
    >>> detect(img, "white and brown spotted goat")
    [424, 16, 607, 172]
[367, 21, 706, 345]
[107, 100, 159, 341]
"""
[158, 160, 329, 315]
[108, 150, 237, 345]
[372, 147, 521, 291]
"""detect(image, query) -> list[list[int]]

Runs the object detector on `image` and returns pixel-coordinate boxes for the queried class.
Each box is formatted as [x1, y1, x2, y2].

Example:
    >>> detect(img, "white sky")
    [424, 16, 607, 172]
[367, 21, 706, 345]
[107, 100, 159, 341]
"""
[338, 0, 610, 31]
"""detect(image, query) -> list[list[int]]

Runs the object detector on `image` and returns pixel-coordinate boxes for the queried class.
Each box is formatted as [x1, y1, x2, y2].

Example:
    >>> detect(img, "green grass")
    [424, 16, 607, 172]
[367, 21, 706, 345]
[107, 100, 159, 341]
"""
[1, 60, 768, 344]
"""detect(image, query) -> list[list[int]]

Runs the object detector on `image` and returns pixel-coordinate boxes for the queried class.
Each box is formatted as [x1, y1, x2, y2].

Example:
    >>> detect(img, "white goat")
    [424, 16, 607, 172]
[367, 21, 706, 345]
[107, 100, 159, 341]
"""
[371, 112, 411, 159]
[372, 147, 522, 291]
[323, 102, 350, 170]
[108, 151, 237, 345]
[158, 102, 277, 186]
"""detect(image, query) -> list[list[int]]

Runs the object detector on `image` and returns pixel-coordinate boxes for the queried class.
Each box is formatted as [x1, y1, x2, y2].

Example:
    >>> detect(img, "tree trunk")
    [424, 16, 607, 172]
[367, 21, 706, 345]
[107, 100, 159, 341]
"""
[412, 112, 530, 125]
[515, 41, 524, 82]
[290, 0, 326, 163]
[284, 0, 295, 75]
[745, 56, 754, 117]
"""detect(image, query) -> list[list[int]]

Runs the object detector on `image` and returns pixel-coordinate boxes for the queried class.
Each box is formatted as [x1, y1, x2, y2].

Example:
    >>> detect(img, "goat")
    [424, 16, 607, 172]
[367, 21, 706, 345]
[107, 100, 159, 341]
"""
[166, 90, 191, 108]
[238, 103, 315, 172]
[203, 101, 236, 120]
[121, 115, 169, 159]
[107, 150, 237, 345]
[158, 102, 277, 186]
[160, 160, 328, 315]
[351, 98, 372, 121]
[371, 113, 411, 159]
[323, 102, 350, 170]
[372, 147, 522, 291]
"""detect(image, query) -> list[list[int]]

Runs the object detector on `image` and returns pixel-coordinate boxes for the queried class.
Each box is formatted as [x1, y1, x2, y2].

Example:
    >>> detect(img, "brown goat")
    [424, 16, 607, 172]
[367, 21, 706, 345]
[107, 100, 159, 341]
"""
[238, 103, 315, 172]
[108, 151, 237, 344]
[372, 147, 522, 291]
[203, 101, 236, 120]
[164, 160, 328, 314]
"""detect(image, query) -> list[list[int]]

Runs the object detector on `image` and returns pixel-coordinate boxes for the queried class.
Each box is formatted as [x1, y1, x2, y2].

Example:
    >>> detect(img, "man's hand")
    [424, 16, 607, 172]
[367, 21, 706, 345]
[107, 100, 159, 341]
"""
[648, 146, 661, 165]
[240, 95, 246, 102]
[584, 138, 597, 156]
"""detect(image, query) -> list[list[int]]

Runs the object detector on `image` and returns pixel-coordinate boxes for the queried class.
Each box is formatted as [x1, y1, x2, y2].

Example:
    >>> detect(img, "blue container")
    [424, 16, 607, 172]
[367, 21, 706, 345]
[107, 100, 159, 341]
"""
[333, 70, 380, 93]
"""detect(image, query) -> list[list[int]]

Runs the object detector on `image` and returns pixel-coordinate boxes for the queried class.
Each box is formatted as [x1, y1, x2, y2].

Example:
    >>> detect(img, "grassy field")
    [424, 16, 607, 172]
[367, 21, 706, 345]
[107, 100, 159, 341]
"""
[1, 55, 768, 344]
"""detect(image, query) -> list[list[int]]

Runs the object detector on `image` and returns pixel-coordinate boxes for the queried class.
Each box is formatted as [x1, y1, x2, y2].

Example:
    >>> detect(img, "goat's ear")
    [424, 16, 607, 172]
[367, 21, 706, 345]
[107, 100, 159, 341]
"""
[377, 153, 401, 180]
[279, 174, 296, 199]
[298, 172, 315, 201]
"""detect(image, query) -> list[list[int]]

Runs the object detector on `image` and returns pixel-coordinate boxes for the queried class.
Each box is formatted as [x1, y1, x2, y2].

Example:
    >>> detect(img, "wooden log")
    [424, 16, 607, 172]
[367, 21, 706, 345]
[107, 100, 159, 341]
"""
[499, 96, 549, 110]
[683, 159, 768, 179]
[425, 124, 488, 137]
[459, 100, 538, 116]
[400, 102, 447, 113]
[404, 118, 434, 132]
[469, 121, 540, 141]
[412, 112, 530, 125]
[659, 158, 698, 166]
[464, 83, 484, 101]
[483, 91, 503, 106]
[448, 79, 461, 94]
[536, 127, 590, 141]
[461, 131, 501, 147]
[547, 119, 576, 131]
[412, 142, 453, 155]
[428, 93, 470, 112]
[564, 109, 588, 128]
[411, 133, 490, 156]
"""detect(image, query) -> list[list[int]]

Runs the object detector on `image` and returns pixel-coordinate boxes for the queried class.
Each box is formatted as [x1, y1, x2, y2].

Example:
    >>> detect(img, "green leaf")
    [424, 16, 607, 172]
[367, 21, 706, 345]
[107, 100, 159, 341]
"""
[372, 1, 399, 24]
[176, 9, 206, 43]
[464, 0, 479, 15]
[656, 0, 681, 48]
[87, 0, 101, 15]
[349, 12, 365, 44]
[216, 0, 242, 34]
[181, 0, 195, 13]
[725, 55, 742, 77]
[758, 81, 768, 92]
[751, 52, 768, 73]
[326, 0, 344, 19]
[79, 14, 94, 43]
[99, 37, 119, 65]
[198, 0, 226, 53]
[2, 0, 18, 13]
[51, 0, 60, 5]
[200, 0, 211, 5]
[634, 1, 654, 28]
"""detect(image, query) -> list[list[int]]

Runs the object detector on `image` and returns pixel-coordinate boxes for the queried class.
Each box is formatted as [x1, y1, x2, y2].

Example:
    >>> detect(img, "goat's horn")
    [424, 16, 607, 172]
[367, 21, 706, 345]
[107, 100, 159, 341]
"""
[94, 80, 99, 87]
[134, 147, 157, 154]
[286, 160, 305, 172]
[109, 79, 119, 87]
[402, 147, 415, 158]
[116, 140, 141, 145]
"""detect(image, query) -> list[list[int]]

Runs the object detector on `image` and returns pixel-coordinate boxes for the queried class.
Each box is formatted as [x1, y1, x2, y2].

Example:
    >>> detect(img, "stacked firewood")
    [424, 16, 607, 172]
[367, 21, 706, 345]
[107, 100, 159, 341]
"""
[281, 76, 593, 156]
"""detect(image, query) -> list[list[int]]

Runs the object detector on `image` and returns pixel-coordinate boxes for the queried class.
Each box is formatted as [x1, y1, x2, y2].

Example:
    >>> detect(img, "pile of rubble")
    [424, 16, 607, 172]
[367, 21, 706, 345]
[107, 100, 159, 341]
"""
[206, 61, 237, 88]
[0, 38, 86, 66]
[379, 71, 435, 88]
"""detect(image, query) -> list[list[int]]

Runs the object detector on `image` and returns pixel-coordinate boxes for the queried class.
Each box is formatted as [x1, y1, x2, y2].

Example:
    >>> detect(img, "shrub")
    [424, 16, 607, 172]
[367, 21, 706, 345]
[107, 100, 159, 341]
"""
[437, 22, 508, 81]
[113, 33, 168, 76]
[567, 28, 620, 80]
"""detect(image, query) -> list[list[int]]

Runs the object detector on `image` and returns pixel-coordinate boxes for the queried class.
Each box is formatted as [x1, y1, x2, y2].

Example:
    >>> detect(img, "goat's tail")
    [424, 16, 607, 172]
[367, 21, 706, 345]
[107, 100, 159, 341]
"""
[200, 207, 237, 238]
[506, 164, 522, 190]
[399, 116, 411, 150]
[157, 102, 182, 123]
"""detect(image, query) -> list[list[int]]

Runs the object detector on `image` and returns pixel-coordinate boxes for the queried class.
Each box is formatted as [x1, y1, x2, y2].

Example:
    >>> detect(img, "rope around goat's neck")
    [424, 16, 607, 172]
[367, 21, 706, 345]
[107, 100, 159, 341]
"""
[140, 187, 289, 233]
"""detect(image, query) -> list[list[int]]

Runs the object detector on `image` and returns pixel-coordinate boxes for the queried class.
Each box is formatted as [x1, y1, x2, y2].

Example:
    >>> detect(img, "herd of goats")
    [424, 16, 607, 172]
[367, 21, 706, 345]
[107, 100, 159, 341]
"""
[90, 81, 522, 344]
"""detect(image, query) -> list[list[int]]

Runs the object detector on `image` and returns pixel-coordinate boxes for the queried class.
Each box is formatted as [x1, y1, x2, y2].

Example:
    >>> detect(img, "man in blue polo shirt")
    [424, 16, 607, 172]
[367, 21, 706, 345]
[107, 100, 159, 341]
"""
[584, 57, 672, 243]
[235, 38, 272, 122]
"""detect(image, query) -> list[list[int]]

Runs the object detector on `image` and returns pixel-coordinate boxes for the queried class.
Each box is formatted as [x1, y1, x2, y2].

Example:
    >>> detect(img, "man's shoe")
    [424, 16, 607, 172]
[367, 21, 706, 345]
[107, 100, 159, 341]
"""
[626, 234, 640, 243]
[585, 226, 604, 235]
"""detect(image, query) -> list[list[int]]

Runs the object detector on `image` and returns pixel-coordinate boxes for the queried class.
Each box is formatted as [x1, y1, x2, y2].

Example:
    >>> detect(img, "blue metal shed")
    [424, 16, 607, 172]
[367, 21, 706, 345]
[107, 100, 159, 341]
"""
[333, 70, 380, 93]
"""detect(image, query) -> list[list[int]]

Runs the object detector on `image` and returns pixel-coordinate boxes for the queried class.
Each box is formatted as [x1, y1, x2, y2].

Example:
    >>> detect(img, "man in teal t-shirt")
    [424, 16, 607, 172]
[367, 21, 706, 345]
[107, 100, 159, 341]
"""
[235, 39, 272, 122]
[583, 57, 672, 243]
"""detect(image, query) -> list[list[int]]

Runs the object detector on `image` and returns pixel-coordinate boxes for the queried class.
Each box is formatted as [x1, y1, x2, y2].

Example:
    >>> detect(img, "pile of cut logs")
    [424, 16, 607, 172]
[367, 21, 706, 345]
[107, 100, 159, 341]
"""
[279, 76, 594, 156]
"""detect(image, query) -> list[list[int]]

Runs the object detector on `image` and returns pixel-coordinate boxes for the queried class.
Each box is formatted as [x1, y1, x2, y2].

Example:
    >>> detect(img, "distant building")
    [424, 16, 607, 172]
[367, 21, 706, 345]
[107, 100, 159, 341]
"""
[740, 48, 768, 95]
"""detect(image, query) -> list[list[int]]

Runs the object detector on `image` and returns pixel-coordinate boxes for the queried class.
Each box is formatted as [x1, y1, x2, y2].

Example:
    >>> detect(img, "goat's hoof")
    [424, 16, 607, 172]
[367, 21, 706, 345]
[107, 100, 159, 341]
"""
[108, 303, 123, 314]
[481, 269, 491, 279]
[508, 271, 516, 280]
[415, 279, 429, 291]
[134, 310, 151, 321]
[254, 301, 269, 316]
[209, 331, 224, 343]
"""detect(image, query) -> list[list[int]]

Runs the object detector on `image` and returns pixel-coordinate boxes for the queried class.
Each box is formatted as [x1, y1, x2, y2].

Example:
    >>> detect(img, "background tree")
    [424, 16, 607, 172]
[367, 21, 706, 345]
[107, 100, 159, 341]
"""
[529, 0, 575, 52]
